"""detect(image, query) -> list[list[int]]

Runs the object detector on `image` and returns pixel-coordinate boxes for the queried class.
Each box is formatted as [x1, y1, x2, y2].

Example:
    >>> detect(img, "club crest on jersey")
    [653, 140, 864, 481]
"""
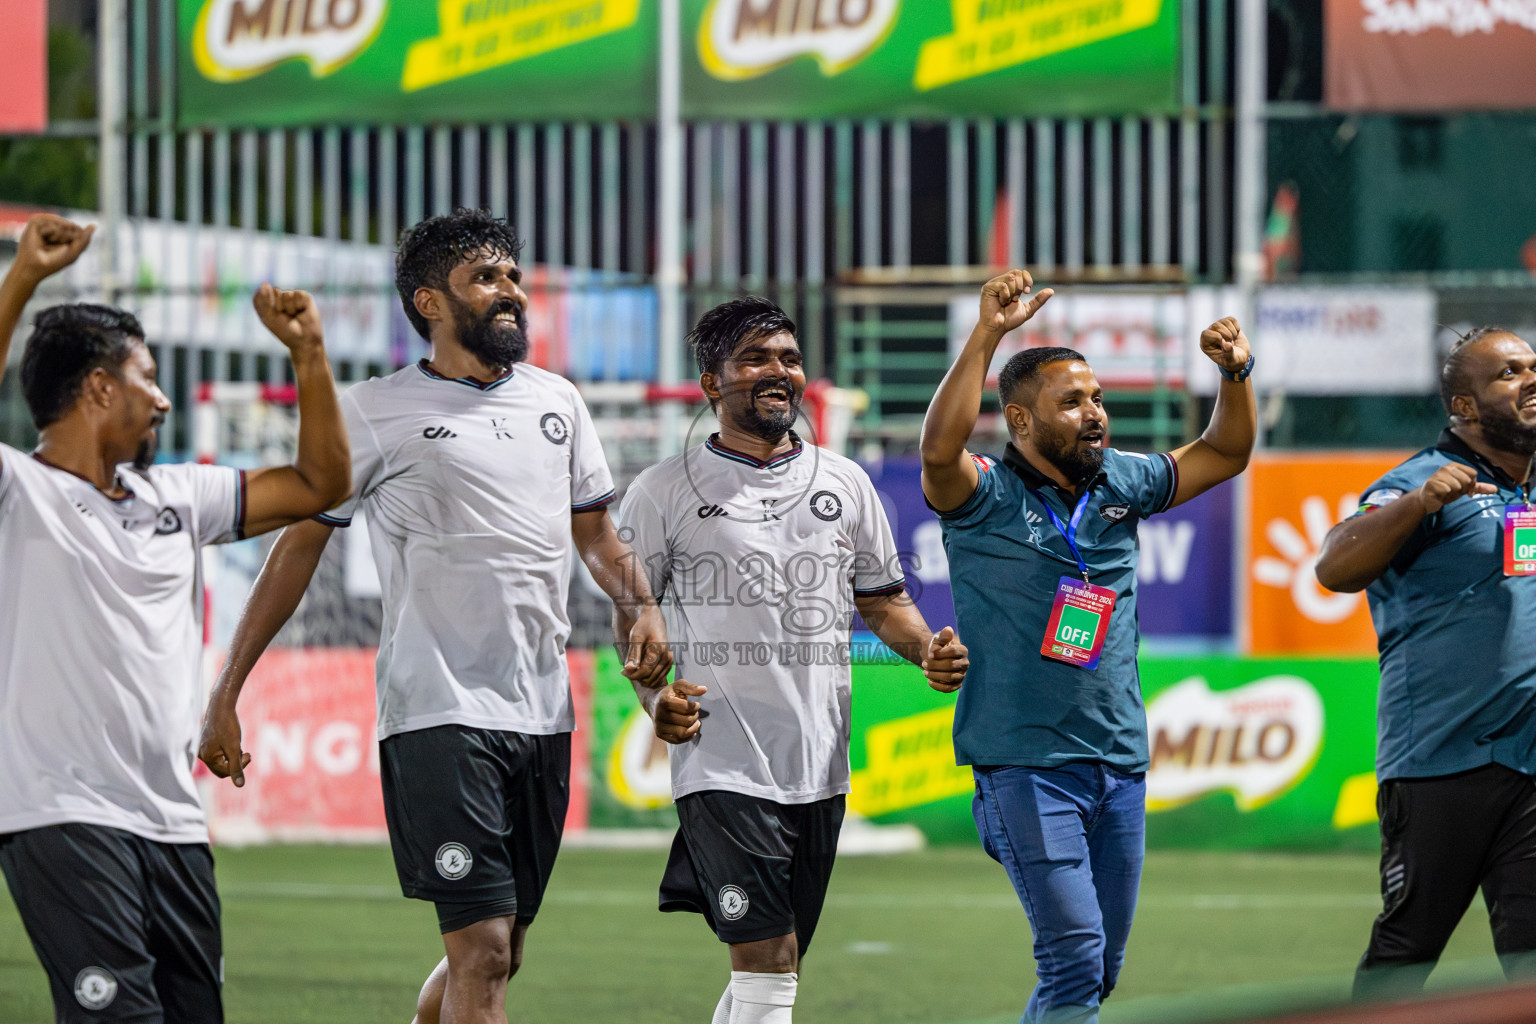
[435, 842, 473, 880]
[1099, 503, 1131, 525]
[718, 884, 749, 921]
[541, 413, 570, 445]
[74, 967, 117, 1009]
[154, 508, 183, 535]
[809, 490, 843, 521]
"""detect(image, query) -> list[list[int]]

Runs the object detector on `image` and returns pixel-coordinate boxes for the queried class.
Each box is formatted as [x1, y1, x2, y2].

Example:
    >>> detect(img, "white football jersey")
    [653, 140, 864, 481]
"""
[318, 360, 614, 739]
[618, 434, 904, 804]
[0, 445, 244, 843]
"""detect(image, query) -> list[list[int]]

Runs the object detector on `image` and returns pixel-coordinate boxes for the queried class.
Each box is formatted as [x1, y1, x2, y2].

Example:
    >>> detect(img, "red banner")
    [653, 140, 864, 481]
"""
[0, 0, 46, 133]
[202, 648, 593, 843]
[1326, 0, 1536, 112]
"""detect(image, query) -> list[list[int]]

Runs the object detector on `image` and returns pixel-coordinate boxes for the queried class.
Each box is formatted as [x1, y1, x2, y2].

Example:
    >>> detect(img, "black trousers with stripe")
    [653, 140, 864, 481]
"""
[1355, 763, 1536, 1001]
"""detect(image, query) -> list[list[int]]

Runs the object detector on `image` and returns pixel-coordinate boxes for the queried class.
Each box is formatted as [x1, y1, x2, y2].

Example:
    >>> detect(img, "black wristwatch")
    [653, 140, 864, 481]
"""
[1219, 353, 1255, 383]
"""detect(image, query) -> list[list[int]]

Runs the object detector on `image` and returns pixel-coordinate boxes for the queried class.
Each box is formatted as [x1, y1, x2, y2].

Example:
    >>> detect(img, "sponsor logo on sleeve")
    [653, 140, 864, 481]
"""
[718, 884, 750, 921]
[434, 842, 473, 880]
[423, 426, 459, 439]
[1099, 502, 1131, 524]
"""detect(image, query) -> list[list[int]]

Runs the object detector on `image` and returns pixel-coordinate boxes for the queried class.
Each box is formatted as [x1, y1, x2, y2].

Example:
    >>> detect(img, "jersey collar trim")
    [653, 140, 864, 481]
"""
[1436, 428, 1521, 490]
[705, 432, 804, 469]
[416, 358, 516, 391]
[31, 452, 135, 502]
[1000, 442, 1105, 500]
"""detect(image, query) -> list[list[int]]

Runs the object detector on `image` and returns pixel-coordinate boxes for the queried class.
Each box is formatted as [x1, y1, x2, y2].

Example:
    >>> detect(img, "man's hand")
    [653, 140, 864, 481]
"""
[922, 626, 969, 694]
[1199, 317, 1252, 375]
[1417, 463, 1497, 515]
[621, 604, 674, 689]
[253, 284, 324, 354]
[12, 214, 94, 286]
[652, 680, 706, 744]
[197, 695, 252, 787]
[979, 269, 1054, 338]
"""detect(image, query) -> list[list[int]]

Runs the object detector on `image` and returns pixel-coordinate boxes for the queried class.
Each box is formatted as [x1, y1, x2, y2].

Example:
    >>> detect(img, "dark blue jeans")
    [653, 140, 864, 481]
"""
[972, 762, 1147, 1024]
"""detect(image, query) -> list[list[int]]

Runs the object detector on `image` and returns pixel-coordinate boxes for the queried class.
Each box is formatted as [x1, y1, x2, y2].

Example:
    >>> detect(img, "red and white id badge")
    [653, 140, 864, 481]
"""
[1504, 506, 1536, 576]
[1040, 577, 1117, 669]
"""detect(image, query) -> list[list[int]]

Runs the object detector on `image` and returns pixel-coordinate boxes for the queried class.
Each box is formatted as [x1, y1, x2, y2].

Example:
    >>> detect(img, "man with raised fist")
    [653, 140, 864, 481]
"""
[0, 214, 349, 1023]
[922, 270, 1256, 1024]
[1318, 327, 1536, 1001]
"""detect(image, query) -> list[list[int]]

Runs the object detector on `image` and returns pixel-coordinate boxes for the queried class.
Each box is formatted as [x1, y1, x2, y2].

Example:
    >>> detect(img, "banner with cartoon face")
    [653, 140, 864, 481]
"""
[177, 0, 1179, 127]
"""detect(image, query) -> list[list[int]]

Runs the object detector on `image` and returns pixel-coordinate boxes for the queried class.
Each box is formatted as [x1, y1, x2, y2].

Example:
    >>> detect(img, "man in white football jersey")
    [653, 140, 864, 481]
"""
[616, 297, 969, 1024]
[198, 209, 669, 1024]
[0, 214, 350, 1023]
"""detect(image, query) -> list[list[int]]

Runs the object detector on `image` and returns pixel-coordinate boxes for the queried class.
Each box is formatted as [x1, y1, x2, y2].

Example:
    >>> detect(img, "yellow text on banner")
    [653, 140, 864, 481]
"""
[401, 0, 641, 92]
[849, 706, 972, 818]
[914, 0, 1163, 92]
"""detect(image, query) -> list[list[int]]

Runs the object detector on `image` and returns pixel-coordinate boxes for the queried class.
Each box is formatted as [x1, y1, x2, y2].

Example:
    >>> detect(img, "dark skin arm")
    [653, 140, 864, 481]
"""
[1315, 463, 1495, 592]
[575, 507, 671, 687]
[199, 519, 335, 785]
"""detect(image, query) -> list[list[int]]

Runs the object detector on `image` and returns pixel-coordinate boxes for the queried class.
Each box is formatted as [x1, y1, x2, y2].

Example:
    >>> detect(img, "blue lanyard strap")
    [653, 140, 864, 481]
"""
[1029, 488, 1093, 583]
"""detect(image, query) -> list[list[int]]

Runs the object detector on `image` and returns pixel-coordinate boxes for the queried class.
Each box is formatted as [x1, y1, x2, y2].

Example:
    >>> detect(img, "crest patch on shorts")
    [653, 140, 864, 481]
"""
[718, 884, 749, 921]
[435, 842, 473, 880]
[74, 967, 117, 1009]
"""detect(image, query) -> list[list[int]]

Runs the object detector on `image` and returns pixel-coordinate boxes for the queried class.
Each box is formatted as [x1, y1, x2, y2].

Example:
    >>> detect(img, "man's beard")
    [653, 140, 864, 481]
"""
[732, 377, 800, 443]
[132, 417, 164, 471]
[1033, 418, 1104, 483]
[1479, 401, 1536, 456]
[452, 296, 529, 370]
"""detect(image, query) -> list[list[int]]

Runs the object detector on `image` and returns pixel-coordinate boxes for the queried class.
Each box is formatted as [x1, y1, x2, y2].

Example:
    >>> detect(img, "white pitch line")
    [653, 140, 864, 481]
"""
[216, 883, 1381, 912]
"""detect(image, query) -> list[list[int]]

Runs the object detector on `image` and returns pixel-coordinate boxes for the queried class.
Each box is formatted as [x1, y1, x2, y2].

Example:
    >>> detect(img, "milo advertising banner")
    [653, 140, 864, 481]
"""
[685, 0, 1181, 120]
[590, 650, 1384, 849]
[178, 0, 658, 126]
[178, 1, 1179, 127]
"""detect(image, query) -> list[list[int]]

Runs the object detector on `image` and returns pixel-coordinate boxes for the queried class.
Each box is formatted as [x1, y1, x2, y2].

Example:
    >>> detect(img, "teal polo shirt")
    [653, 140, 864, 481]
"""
[1360, 429, 1536, 782]
[938, 444, 1178, 772]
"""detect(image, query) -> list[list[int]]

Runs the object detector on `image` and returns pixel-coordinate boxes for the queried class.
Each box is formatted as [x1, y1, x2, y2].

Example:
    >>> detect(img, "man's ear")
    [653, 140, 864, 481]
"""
[83, 367, 117, 410]
[1004, 400, 1031, 439]
[700, 372, 720, 403]
[414, 287, 445, 326]
[1451, 394, 1475, 423]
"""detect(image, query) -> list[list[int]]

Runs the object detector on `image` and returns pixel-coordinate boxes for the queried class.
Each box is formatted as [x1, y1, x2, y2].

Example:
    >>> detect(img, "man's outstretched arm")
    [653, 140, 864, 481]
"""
[920, 270, 1053, 512]
[240, 286, 351, 535]
[1164, 318, 1257, 508]
[854, 591, 969, 694]
[573, 507, 672, 687]
[198, 519, 335, 785]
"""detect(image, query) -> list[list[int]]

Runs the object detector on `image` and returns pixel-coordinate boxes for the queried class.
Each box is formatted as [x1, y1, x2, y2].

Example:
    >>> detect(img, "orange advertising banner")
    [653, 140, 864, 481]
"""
[1245, 452, 1409, 656]
[1326, 0, 1536, 112]
[201, 647, 592, 843]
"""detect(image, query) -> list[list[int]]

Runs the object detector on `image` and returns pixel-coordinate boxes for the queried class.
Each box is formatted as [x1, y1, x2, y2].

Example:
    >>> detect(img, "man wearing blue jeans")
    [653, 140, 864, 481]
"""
[920, 271, 1257, 1023]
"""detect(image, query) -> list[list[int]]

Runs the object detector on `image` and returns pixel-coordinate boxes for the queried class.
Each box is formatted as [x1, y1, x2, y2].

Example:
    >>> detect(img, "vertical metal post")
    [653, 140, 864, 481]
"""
[461, 126, 481, 212]
[974, 118, 996, 265]
[489, 127, 509, 220]
[627, 125, 647, 275]
[1063, 118, 1085, 271]
[692, 124, 713, 286]
[378, 128, 397, 245]
[1150, 117, 1171, 267]
[747, 121, 768, 286]
[890, 120, 911, 270]
[405, 126, 425, 230]
[295, 130, 314, 236]
[350, 129, 370, 242]
[239, 130, 258, 230]
[657, 0, 685, 454]
[1034, 119, 1056, 268]
[516, 124, 535, 252]
[775, 123, 797, 283]
[803, 121, 825, 376]
[432, 125, 452, 216]
[947, 120, 967, 267]
[600, 123, 621, 274]
[860, 120, 881, 268]
[1092, 119, 1113, 268]
[1235, 0, 1267, 292]
[1005, 118, 1026, 266]
[544, 124, 566, 269]
[323, 127, 341, 240]
[833, 121, 853, 275]
[720, 125, 739, 283]
[1120, 118, 1142, 268]
[99, 0, 127, 299]
[572, 124, 592, 270]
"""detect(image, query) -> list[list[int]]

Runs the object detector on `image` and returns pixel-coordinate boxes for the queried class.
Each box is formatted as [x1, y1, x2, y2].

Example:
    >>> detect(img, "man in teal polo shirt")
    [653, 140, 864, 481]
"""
[1317, 327, 1536, 1001]
[920, 270, 1257, 1024]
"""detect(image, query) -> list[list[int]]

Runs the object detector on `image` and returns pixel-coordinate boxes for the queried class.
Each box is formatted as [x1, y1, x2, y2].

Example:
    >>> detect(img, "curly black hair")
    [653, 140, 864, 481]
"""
[20, 304, 144, 429]
[688, 296, 797, 378]
[395, 208, 523, 340]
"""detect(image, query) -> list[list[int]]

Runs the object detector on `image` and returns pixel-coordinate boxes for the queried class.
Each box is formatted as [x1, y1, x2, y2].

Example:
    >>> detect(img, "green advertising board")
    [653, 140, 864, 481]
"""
[178, 0, 1179, 127]
[177, 0, 658, 127]
[589, 650, 1384, 850]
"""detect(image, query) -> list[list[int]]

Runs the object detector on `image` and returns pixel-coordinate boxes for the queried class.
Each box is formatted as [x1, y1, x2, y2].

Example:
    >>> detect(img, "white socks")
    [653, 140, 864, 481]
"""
[711, 983, 733, 1024]
[727, 971, 797, 1023]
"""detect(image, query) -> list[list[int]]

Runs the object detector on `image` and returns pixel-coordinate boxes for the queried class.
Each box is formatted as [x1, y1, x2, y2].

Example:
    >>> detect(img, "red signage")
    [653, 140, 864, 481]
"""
[0, 0, 46, 133]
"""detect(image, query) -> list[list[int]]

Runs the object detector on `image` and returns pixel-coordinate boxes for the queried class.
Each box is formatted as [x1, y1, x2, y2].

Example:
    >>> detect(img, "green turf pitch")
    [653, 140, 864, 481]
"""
[0, 845, 1511, 1023]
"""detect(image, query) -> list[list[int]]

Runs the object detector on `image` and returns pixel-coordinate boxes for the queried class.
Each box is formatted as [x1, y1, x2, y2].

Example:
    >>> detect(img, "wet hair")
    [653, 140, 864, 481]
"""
[688, 296, 797, 378]
[395, 208, 523, 340]
[998, 346, 1087, 408]
[19, 304, 144, 429]
[1440, 325, 1513, 418]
